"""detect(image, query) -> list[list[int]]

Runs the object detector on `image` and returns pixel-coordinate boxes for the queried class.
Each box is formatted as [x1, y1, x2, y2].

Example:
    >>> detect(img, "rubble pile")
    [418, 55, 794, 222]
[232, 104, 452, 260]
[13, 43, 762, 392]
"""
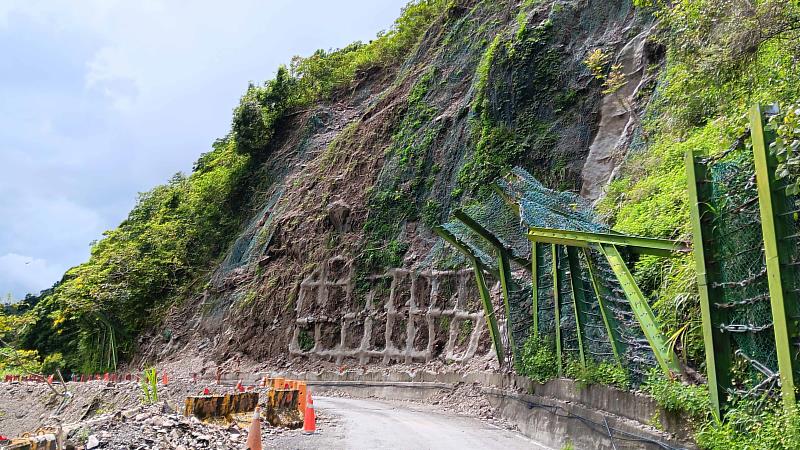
[66, 403, 242, 449]
[0, 380, 318, 449]
[57, 402, 309, 450]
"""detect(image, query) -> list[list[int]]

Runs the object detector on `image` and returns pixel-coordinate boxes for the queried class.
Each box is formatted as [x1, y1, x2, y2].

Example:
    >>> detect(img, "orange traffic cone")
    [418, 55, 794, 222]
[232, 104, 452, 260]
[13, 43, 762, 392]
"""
[237, 380, 245, 393]
[162, 373, 169, 385]
[203, 387, 210, 395]
[244, 406, 262, 450]
[303, 392, 316, 434]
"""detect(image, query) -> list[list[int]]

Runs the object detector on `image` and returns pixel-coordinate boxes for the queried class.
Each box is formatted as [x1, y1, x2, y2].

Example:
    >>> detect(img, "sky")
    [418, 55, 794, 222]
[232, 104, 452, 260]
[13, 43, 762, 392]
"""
[0, 0, 410, 300]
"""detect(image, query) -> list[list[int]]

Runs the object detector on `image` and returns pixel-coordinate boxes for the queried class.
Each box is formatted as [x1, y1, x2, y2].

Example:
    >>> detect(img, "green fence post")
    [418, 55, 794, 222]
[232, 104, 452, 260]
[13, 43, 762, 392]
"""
[532, 243, 540, 339]
[751, 104, 799, 410]
[433, 227, 505, 366]
[473, 263, 506, 366]
[599, 243, 681, 377]
[552, 244, 563, 376]
[497, 248, 519, 363]
[567, 247, 588, 367]
[685, 149, 732, 420]
[582, 248, 626, 367]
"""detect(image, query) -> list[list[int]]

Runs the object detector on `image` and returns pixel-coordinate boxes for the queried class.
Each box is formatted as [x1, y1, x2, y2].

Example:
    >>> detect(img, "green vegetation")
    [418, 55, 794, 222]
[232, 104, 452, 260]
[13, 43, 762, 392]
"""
[517, 334, 559, 383]
[565, 359, 630, 391]
[695, 402, 800, 450]
[0, 0, 448, 375]
[517, 333, 630, 389]
[641, 369, 800, 449]
[769, 102, 800, 194]
[18, 139, 250, 373]
[643, 370, 711, 422]
[298, 330, 314, 352]
[141, 368, 159, 404]
[600, 3, 800, 447]
[0, 306, 39, 374]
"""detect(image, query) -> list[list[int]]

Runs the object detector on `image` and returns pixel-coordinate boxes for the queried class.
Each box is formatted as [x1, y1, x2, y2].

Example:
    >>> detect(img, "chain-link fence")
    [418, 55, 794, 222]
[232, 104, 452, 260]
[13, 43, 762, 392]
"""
[439, 167, 659, 383]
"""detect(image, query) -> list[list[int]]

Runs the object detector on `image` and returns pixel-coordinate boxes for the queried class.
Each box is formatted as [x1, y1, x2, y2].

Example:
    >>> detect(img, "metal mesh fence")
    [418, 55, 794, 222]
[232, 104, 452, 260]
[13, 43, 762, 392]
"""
[696, 139, 800, 397]
[702, 150, 779, 394]
[440, 167, 658, 382]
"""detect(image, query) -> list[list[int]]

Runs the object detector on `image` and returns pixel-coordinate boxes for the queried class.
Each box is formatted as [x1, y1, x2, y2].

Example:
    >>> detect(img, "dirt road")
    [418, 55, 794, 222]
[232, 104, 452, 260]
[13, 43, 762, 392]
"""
[305, 396, 552, 450]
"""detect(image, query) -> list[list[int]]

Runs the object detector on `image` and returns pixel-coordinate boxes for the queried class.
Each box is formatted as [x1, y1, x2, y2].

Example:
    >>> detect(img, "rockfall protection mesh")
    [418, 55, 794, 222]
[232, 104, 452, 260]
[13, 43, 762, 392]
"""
[217, 188, 285, 281]
[440, 167, 657, 382]
[699, 146, 800, 396]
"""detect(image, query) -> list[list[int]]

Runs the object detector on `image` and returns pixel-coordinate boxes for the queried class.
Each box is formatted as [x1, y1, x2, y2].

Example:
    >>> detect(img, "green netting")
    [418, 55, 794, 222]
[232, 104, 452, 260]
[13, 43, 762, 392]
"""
[440, 167, 658, 382]
[555, 246, 581, 361]
[439, 221, 497, 270]
[507, 274, 533, 358]
[583, 248, 655, 381]
[497, 167, 607, 233]
[461, 193, 531, 262]
[704, 150, 780, 394]
[774, 180, 800, 372]
[535, 244, 556, 336]
[573, 250, 616, 363]
[218, 187, 284, 278]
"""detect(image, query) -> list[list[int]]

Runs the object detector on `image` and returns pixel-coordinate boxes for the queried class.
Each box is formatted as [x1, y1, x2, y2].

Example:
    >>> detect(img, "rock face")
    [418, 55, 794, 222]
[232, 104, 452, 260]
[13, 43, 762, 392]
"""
[580, 25, 657, 202]
[136, 0, 658, 369]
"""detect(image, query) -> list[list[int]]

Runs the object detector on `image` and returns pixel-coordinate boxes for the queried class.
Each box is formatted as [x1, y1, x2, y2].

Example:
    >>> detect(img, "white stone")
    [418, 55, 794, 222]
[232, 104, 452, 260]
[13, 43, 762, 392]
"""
[86, 435, 100, 449]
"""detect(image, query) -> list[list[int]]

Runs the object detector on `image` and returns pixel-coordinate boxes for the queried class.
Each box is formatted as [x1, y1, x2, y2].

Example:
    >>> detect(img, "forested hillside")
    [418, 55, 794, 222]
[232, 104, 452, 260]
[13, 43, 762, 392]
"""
[3, 0, 800, 447]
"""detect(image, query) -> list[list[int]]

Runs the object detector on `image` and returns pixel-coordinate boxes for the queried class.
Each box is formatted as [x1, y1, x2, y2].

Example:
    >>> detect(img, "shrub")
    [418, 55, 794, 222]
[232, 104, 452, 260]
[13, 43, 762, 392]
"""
[695, 401, 800, 450]
[517, 334, 558, 383]
[565, 359, 630, 390]
[40, 352, 64, 376]
[642, 369, 710, 421]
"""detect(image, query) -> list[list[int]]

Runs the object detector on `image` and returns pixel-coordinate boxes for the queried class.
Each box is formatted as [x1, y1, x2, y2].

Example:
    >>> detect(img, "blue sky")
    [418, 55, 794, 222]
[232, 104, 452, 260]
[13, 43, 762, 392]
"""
[0, 0, 410, 299]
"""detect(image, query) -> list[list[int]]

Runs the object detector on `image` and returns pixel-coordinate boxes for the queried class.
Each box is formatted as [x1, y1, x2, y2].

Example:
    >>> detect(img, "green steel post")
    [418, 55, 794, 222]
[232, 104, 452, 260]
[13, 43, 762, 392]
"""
[582, 248, 626, 367]
[527, 227, 690, 257]
[473, 263, 506, 366]
[751, 104, 798, 410]
[552, 244, 563, 376]
[532, 243, 540, 339]
[433, 226, 505, 365]
[454, 210, 531, 268]
[497, 248, 519, 363]
[566, 247, 588, 367]
[685, 149, 732, 420]
[599, 243, 681, 376]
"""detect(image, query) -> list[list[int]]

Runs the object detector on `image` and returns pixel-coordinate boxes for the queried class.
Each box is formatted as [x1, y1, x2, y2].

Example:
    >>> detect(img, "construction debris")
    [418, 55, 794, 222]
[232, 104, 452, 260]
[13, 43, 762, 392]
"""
[0, 378, 328, 449]
[183, 392, 259, 422]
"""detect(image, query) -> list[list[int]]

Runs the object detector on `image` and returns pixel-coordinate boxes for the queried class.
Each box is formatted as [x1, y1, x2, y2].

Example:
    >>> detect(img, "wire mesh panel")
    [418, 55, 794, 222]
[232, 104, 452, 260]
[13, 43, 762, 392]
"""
[507, 273, 533, 357]
[773, 178, 800, 383]
[701, 150, 780, 394]
[497, 166, 606, 233]
[556, 246, 581, 362]
[438, 167, 662, 383]
[461, 193, 531, 262]
[440, 221, 497, 271]
[573, 250, 616, 364]
[584, 248, 656, 383]
[536, 244, 556, 337]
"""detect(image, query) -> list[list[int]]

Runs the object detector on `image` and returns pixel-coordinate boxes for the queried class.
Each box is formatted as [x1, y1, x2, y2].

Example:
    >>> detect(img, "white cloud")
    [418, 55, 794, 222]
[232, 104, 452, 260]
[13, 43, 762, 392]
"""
[0, 0, 411, 299]
[0, 253, 65, 298]
[86, 46, 140, 112]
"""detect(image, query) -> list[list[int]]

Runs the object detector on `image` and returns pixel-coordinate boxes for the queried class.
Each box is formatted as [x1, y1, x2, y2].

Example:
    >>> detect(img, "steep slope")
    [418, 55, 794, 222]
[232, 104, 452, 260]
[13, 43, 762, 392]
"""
[126, 0, 654, 372]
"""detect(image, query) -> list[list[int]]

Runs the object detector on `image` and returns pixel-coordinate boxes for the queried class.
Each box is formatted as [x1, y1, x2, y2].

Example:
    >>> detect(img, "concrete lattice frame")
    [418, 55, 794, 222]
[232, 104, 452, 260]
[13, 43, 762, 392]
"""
[289, 257, 491, 364]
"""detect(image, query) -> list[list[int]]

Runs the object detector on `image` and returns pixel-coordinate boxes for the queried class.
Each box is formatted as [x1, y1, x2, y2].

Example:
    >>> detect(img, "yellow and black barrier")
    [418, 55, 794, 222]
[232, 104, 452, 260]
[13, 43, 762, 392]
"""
[184, 392, 259, 422]
[4, 431, 58, 450]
